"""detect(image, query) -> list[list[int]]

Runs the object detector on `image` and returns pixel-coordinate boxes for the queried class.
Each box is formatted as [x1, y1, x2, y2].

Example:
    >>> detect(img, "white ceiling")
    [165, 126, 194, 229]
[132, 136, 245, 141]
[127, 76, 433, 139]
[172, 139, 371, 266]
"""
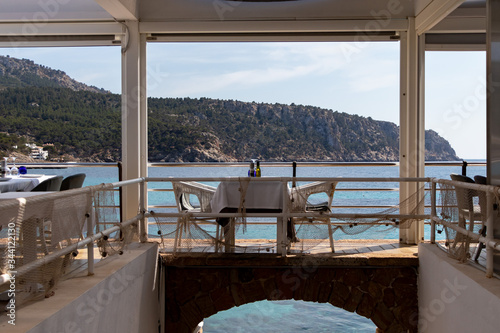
[0, 0, 482, 24]
[0, 0, 112, 21]
[138, 0, 417, 21]
[0, 0, 487, 47]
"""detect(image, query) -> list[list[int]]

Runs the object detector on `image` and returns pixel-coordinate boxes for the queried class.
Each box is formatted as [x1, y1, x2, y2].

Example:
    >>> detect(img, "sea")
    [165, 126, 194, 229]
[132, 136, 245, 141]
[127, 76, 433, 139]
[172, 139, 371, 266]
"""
[30, 162, 486, 332]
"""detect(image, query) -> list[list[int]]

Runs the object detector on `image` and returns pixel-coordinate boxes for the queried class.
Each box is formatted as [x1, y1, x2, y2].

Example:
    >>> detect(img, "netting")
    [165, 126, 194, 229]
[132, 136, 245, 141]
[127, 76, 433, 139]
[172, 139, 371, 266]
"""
[436, 180, 492, 262]
[0, 191, 92, 305]
[150, 180, 277, 254]
[149, 180, 430, 255]
[289, 181, 427, 253]
[0, 185, 138, 307]
[93, 188, 137, 258]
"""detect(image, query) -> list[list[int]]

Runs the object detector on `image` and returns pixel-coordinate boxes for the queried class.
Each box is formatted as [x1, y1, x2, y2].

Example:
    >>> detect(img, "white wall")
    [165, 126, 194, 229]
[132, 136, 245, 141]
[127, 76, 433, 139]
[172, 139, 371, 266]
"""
[1, 243, 160, 333]
[418, 243, 500, 332]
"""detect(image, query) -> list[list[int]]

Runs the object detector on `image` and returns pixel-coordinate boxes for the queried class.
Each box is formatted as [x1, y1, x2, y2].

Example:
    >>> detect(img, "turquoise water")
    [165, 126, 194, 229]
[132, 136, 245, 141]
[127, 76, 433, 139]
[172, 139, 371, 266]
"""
[203, 300, 376, 333]
[38, 163, 486, 242]
[31, 163, 486, 332]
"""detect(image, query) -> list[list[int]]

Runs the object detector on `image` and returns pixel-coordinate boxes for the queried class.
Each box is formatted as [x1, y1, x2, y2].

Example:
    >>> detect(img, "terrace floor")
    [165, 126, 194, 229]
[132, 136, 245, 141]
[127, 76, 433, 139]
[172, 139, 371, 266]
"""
[148, 236, 491, 257]
[0, 238, 487, 272]
[1, 238, 495, 324]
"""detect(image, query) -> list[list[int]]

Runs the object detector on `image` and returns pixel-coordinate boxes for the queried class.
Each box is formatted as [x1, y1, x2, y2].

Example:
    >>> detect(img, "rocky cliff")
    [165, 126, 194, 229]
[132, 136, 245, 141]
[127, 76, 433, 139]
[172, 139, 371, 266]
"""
[148, 98, 459, 162]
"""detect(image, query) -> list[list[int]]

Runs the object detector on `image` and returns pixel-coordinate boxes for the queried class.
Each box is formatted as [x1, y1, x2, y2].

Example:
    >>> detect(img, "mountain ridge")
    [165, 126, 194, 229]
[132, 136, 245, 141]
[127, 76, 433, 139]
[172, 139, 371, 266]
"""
[147, 97, 459, 162]
[0, 55, 108, 94]
[0, 55, 459, 162]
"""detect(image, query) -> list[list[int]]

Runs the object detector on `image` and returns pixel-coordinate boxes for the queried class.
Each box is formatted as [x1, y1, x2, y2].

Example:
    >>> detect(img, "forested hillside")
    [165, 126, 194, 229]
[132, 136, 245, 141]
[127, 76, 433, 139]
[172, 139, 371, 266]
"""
[0, 87, 120, 161]
[0, 87, 459, 162]
[0, 55, 459, 162]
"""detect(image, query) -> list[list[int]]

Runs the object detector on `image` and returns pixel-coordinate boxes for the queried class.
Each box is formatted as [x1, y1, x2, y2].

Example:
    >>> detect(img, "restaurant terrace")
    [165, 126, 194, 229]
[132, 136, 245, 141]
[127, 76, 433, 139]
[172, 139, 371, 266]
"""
[1, 0, 500, 332]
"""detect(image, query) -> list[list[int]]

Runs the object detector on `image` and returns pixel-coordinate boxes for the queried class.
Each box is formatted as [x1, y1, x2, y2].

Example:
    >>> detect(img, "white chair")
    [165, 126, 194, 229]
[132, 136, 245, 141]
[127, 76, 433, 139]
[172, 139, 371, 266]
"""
[290, 181, 337, 252]
[172, 181, 220, 252]
[449, 174, 485, 259]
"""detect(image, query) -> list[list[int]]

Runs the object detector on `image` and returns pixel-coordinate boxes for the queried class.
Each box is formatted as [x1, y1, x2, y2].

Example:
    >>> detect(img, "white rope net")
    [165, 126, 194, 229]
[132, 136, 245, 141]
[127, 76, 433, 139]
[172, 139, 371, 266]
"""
[0, 191, 92, 305]
[93, 188, 137, 258]
[150, 180, 276, 254]
[0, 185, 137, 307]
[436, 180, 493, 262]
[289, 182, 428, 253]
[149, 180, 429, 255]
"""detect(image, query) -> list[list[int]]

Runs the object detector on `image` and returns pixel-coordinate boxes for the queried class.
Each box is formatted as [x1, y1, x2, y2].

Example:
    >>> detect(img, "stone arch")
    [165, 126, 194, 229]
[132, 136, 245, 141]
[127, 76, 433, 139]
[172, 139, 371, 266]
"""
[164, 263, 418, 333]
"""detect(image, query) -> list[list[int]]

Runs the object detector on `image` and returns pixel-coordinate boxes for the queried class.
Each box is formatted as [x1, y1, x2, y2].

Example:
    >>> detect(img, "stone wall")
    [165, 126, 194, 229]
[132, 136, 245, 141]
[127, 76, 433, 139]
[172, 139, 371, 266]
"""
[163, 255, 418, 333]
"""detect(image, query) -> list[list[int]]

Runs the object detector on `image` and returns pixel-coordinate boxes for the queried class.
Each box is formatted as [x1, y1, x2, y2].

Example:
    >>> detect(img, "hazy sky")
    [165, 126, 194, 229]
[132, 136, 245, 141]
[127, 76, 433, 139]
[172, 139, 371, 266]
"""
[1, 42, 487, 159]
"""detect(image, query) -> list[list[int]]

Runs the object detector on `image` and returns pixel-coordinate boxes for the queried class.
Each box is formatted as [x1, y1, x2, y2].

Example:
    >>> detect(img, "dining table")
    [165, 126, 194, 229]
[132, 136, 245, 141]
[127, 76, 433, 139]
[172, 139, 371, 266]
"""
[210, 179, 290, 254]
[0, 174, 55, 193]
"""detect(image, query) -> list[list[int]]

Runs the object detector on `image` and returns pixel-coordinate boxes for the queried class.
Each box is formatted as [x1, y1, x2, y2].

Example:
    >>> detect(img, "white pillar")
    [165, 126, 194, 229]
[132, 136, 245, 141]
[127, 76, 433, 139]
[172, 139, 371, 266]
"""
[486, 0, 500, 273]
[121, 21, 148, 222]
[399, 18, 425, 244]
[139, 33, 148, 241]
[140, 33, 148, 186]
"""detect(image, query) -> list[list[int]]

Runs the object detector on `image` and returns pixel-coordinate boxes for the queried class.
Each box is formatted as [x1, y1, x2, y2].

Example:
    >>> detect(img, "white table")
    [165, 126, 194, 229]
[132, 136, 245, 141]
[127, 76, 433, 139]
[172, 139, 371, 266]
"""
[210, 180, 286, 214]
[0, 174, 55, 193]
[210, 180, 289, 254]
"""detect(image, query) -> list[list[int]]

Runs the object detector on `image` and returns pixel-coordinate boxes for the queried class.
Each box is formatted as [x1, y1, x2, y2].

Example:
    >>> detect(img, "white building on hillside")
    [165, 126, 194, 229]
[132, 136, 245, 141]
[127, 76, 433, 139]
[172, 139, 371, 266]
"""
[29, 146, 48, 160]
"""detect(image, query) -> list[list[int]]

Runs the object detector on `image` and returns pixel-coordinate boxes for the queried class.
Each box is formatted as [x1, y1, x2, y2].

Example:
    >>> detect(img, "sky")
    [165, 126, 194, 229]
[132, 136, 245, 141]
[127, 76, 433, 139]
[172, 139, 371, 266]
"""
[0, 42, 487, 159]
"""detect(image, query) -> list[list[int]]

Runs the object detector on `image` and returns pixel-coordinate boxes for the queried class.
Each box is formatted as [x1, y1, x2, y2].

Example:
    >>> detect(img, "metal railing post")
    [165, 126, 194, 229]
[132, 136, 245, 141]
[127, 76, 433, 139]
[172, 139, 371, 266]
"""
[430, 180, 437, 244]
[486, 192, 494, 278]
[87, 191, 94, 276]
[118, 161, 123, 223]
[140, 180, 147, 243]
[281, 179, 289, 257]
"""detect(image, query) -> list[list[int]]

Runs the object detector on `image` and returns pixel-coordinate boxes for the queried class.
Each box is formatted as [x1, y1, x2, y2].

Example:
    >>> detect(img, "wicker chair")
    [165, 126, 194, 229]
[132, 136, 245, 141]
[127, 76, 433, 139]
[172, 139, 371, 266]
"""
[60, 173, 86, 191]
[450, 174, 484, 259]
[289, 181, 337, 252]
[31, 176, 63, 192]
[172, 181, 220, 252]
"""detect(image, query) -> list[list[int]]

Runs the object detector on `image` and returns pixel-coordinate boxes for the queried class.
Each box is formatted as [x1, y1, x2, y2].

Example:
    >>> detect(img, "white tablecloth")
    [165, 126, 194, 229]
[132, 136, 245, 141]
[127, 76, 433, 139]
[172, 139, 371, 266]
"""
[0, 175, 55, 193]
[210, 180, 286, 213]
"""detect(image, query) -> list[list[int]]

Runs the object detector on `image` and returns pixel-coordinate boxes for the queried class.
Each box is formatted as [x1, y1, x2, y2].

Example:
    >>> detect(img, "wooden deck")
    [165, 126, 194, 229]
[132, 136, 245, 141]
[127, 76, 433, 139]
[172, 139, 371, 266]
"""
[303, 239, 419, 256]
[154, 238, 494, 274]
[150, 237, 419, 258]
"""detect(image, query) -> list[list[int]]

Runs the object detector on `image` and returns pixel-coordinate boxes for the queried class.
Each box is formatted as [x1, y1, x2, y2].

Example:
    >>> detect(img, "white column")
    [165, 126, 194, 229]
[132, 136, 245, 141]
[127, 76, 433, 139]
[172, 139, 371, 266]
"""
[139, 33, 148, 241]
[486, 0, 500, 273]
[121, 21, 148, 222]
[399, 18, 425, 244]
[140, 34, 148, 184]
